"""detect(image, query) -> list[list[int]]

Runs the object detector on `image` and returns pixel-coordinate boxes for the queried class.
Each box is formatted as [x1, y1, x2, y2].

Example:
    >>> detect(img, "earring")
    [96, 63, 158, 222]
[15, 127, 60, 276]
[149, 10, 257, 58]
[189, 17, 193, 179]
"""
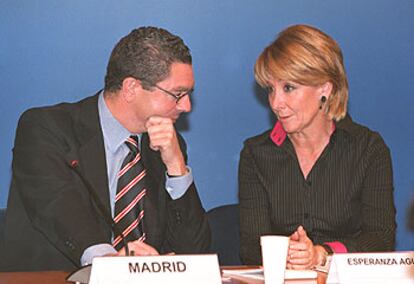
[319, 96, 327, 110]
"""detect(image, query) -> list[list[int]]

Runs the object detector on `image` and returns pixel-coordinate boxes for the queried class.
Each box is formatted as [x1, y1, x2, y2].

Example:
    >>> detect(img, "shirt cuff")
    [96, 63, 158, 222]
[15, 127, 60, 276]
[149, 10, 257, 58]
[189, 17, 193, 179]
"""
[165, 166, 193, 200]
[80, 243, 117, 266]
[324, 241, 348, 253]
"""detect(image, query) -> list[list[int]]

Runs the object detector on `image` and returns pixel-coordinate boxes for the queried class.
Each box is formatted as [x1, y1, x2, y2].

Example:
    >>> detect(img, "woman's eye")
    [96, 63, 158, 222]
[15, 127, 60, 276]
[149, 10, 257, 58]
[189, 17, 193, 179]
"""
[283, 84, 296, 92]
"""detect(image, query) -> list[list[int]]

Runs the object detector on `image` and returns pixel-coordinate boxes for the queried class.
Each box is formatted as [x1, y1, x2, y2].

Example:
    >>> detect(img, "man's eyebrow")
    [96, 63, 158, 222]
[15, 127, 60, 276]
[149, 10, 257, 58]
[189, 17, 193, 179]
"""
[173, 86, 194, 92]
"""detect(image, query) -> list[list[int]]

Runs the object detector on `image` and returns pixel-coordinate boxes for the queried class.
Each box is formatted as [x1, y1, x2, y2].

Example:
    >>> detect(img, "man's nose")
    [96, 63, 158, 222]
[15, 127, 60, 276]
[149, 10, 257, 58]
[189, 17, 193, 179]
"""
[177, 95, 192, 113]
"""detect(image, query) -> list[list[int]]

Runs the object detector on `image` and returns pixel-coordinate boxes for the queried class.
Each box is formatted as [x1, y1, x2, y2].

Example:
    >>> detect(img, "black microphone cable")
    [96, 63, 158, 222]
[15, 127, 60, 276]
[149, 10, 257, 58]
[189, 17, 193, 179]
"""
[69, 159, 130, 257]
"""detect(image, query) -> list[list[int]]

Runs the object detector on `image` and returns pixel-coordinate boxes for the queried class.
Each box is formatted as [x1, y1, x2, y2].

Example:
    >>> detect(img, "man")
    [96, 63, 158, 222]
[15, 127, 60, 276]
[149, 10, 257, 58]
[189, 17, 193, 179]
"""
[1, 27, 210, 271]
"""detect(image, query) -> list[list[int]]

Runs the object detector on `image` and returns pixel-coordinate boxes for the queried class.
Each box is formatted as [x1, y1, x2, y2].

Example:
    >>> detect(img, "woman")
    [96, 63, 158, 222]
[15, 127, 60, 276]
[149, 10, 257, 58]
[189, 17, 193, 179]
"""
[238, 24, 396, 269]
[407, 198, 414, 231]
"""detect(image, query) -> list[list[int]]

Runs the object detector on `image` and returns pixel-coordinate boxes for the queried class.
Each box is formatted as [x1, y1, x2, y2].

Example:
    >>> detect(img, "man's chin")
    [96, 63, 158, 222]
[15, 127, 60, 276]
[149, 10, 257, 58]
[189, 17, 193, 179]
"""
[171, 114, 181, 122]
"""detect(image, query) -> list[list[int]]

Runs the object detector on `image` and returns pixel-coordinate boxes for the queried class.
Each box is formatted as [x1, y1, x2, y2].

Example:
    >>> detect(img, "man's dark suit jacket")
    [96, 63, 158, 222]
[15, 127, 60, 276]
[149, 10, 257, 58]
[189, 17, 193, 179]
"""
[1, 94, 210, 271]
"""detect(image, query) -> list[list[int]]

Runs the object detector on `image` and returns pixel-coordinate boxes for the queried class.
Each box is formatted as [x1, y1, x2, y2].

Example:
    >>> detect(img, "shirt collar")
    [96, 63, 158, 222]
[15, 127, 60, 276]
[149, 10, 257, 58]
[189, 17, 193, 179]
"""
[98, 92, 132, 153]
[270, 120, 287, 146]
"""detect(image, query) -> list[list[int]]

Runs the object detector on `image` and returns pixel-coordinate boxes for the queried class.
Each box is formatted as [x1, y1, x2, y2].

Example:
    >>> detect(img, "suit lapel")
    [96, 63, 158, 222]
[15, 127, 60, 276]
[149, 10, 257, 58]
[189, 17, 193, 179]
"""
[69, 94, 111, 219]
[140, 133, 164, 181]
[78, 135, 111, 217]
[140, 133, 166, 247]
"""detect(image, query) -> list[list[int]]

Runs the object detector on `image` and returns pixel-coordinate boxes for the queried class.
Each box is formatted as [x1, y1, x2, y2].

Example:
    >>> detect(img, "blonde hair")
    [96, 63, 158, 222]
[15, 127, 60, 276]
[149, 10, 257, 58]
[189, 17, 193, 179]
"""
[255, 24, 348, 121]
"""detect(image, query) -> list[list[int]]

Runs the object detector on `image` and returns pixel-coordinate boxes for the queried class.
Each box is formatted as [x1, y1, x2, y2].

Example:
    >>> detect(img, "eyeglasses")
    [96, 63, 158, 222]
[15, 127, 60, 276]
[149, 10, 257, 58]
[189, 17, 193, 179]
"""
[154, 85, 193, 104]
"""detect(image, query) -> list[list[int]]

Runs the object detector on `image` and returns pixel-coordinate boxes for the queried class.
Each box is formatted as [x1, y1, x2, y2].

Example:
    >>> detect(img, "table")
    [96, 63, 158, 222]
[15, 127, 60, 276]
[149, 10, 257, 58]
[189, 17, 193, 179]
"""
[0, 267, 327, 284]
[0, 271, 68, 284]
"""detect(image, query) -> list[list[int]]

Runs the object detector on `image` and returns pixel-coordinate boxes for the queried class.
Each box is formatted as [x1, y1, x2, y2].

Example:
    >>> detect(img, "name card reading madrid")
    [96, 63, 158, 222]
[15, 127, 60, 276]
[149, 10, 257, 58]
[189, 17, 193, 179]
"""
[128, 260, 186, 273]
[89, 254, 222, 284]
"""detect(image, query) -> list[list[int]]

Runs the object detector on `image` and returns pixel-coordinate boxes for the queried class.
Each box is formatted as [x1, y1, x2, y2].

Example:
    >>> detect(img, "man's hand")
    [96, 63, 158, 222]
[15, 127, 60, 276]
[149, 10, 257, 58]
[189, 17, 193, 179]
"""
[116, 240, 159, 256]
[145, 116, 187, 176]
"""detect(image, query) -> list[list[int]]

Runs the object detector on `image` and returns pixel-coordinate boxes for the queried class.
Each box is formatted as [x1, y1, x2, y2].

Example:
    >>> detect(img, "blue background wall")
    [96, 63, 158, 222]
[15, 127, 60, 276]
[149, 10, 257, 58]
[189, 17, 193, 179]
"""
[1, 1, 413, 249]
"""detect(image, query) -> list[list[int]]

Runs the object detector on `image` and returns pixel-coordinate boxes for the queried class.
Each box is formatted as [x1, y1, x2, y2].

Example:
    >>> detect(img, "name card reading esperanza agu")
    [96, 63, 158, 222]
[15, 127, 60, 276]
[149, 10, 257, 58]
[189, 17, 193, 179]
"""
[89, 254, 221, 284]
[327, 251, 414, 284]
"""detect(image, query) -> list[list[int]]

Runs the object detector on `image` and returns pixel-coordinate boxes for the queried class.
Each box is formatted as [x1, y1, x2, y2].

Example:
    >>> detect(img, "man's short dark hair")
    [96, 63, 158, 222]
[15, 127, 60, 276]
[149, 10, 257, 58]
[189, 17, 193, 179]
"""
[104, 26, 192, 92]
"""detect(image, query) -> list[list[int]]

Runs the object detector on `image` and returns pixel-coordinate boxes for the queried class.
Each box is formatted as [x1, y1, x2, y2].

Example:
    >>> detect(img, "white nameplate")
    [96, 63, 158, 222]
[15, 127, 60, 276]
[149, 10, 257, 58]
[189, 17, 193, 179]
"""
[327, 251, 414, 284]
[89, 254, 221, 284]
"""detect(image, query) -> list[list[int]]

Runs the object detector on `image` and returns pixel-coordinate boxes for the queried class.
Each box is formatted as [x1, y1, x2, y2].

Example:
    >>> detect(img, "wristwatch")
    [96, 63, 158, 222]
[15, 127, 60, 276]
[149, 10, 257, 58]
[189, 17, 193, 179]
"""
[313, 244, 333, 273]
[321, 244, 334, 256]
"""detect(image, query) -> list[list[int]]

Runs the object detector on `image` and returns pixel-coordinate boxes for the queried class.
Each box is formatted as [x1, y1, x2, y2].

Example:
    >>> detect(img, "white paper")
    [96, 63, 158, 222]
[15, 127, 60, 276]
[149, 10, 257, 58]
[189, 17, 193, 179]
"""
[222, 268, 317, 280]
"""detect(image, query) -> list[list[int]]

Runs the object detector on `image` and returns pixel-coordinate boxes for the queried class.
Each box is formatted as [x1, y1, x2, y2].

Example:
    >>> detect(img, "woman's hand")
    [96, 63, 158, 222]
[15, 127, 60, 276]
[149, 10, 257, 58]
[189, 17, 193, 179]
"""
[287, 226, 327, 270]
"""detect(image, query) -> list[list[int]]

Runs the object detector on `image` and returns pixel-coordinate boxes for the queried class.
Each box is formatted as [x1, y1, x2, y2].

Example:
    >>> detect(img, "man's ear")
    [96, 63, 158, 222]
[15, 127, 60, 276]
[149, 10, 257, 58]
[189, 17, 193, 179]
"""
[121, 77, 142, 102]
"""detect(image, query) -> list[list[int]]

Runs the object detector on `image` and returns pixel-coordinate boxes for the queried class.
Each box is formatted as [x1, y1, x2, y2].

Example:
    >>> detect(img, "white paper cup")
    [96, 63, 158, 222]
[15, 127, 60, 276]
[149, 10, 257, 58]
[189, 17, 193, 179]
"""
[260, 235, 289, 284]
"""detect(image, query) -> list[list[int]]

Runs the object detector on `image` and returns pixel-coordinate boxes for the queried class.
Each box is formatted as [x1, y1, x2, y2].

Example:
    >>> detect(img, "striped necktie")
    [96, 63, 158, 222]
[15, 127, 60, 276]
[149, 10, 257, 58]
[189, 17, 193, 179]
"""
[113, 135, 147, 250]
